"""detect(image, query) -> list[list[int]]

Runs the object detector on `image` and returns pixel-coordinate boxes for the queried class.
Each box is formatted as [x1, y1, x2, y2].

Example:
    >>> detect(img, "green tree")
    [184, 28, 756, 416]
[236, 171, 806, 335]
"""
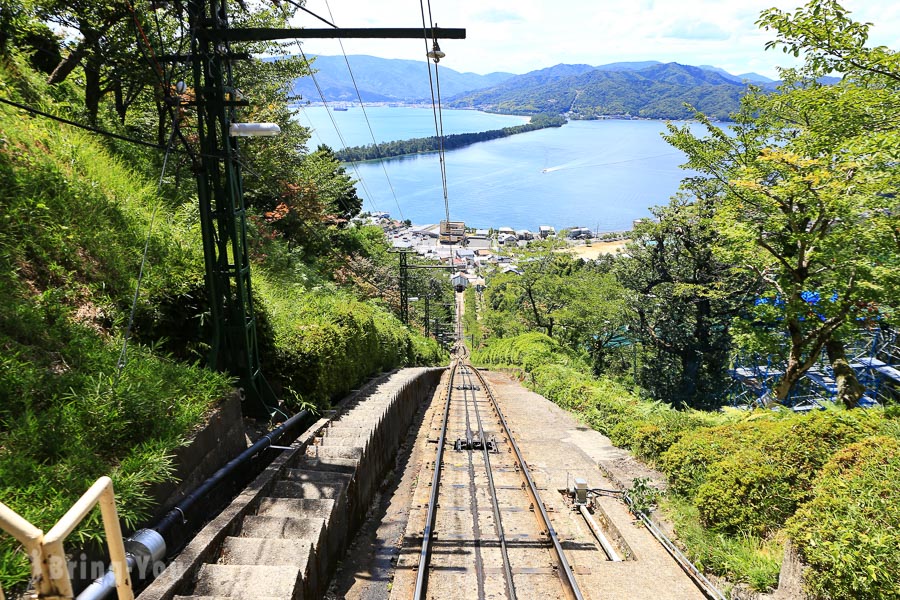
[664, 0, 900, 407]
[38, 0, 151, 122]
[616, 191, 744, 408]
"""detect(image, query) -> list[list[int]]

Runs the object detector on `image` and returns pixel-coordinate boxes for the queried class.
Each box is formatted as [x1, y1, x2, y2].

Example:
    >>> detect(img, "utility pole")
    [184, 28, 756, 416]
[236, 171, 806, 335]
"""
[391, 251, 453, 326]
[182, 0, 464, 416]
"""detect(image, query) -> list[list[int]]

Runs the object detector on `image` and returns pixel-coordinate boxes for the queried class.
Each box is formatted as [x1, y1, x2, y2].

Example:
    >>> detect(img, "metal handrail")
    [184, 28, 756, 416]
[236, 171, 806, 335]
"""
[0, 476, 133, 600]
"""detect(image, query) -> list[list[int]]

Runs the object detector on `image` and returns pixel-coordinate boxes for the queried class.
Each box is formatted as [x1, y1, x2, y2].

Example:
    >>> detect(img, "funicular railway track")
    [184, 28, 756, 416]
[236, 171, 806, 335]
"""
[409, 358, 584, 600]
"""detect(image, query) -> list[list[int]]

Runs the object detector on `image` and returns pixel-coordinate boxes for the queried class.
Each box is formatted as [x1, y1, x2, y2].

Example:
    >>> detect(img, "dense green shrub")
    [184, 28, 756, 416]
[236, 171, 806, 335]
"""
[695, 449, 795, 535]
[674, 410, 880, 534]
[255, 272, 443, 409]
[473, 332, 575, 371]
[786, 436, 900, 600]
[661, 418, 780, 496]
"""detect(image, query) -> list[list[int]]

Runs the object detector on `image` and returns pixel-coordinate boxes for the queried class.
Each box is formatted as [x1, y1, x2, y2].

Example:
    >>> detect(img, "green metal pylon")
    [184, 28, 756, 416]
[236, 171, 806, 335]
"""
[188, 0, 276, 417]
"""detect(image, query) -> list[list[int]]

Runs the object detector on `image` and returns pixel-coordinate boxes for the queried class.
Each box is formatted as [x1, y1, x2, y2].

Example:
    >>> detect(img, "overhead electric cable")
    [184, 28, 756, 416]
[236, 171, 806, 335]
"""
[419, 0, 451, 226]
[296, 45, 383, 214]
[323, 0, 405, 221]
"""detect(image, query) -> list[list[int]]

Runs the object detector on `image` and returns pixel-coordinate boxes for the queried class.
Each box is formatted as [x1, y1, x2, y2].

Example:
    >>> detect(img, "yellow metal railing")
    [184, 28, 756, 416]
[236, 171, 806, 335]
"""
[0, 476, 133, 600]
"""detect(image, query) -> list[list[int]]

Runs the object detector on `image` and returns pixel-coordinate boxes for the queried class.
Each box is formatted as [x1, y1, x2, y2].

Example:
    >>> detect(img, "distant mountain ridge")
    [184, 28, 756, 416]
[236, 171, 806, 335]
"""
[290, 55, 779, 120]
[446, 62, 768, 120]
[291, 54, 514, 103]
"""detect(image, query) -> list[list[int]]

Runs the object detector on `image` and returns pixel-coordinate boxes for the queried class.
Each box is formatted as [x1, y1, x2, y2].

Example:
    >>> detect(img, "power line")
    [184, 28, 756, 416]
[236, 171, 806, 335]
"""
[419, 0, 451, 227]
[295, 45, 383, 215]
[322, 0, 405, 222]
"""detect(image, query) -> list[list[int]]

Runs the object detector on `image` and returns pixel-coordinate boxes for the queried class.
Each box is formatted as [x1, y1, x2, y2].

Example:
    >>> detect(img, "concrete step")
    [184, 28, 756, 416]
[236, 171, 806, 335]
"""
[304, 445, 363, 461]
[256, 497, 335, 519]
[220, 536, 312, 567]
[320, 426, 371, 436]
[281, 468, 353, 485]
[292, 456, 358, 474]
[272, 480, 344, 500]
[316, 434, 370, 448]
[333, 415, 384, 428]
[218, 536, 317, 600]
[306, 446, 364, 460]
[192, 564, 299, 600]
[239, 515, 326, 541]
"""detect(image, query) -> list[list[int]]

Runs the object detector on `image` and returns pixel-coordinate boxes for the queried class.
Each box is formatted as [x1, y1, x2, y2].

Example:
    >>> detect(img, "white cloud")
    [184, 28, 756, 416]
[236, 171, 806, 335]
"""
[663, 20, 731, 41]
[296, 0, 900, 79]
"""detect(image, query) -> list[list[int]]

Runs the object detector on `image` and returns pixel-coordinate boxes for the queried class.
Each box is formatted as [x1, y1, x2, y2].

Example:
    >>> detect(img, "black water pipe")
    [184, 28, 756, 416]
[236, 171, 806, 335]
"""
[77, 407, 315, 600]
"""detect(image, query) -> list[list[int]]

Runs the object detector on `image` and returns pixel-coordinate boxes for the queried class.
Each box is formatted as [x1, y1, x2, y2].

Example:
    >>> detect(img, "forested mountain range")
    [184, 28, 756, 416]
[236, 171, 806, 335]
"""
[446, 62, 766, 120]
[291, 55, 778, 119]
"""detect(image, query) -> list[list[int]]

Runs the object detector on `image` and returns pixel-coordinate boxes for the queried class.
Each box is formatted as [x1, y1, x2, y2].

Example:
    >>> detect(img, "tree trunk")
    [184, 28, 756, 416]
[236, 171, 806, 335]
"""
[47, 42, 87, 85]
[678, 349, 700, 405]
[84, 54, 102, 123]
[524, 286, 545, 335]
[826, 339, 865, 409]
[113, 81, 126, 123]
[774, 349, 806, 405]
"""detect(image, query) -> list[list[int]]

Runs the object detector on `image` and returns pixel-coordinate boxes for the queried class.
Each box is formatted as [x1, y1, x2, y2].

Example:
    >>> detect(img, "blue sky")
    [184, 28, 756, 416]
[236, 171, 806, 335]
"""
[294, 0, 900, 79]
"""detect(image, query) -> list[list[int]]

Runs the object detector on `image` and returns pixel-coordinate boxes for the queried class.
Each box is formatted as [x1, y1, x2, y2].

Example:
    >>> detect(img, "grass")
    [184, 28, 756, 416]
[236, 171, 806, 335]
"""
[660, 496, 782, 592]
[0, 59, 233, 593]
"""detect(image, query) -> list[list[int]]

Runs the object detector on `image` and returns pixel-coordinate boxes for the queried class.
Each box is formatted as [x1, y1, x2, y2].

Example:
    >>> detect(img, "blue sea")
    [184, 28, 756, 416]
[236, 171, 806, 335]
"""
[296, 106, 706, 231]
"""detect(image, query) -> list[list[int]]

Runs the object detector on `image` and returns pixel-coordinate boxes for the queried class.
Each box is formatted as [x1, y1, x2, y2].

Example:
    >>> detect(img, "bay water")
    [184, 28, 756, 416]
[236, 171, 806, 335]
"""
[297, 106, 704, 231]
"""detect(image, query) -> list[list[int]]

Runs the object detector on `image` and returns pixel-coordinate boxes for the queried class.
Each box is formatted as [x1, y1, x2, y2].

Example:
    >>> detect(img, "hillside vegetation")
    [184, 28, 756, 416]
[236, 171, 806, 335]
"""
[334, 114, 566, 161]
[0, 16, 443, 592]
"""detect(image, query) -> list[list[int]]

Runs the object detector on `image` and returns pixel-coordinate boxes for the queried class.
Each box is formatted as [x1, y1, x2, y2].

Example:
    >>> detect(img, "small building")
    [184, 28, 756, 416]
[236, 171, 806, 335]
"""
[440, 220, 466, 244]
[567, 227, 592, 239]
[456, 248, 476, 263]
[412, 224, 440, 238]
[497, 233, 517, 245]
[474, 228, 490, 238]
[539, 225, 556, 238]
[515, 229, 534, 240]
[497, 226, 515, 236]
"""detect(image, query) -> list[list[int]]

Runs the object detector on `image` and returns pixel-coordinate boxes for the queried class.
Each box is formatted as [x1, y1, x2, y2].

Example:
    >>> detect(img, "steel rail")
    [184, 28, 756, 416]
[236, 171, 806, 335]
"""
[413, 361, 457, 599]
[463, 367, 517, 599]
[468, 363, 585, 600]
[460, 367, 488, 599]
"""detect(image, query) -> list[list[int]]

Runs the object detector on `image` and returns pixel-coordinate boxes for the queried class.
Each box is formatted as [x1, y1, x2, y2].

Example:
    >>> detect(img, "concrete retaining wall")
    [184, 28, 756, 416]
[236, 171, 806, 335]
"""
[146, 391, 247, 523]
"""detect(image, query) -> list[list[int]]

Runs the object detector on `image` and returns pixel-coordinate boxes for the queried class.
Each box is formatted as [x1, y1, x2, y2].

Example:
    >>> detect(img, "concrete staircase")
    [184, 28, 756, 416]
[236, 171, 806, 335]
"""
[143, 367, 442, 600]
